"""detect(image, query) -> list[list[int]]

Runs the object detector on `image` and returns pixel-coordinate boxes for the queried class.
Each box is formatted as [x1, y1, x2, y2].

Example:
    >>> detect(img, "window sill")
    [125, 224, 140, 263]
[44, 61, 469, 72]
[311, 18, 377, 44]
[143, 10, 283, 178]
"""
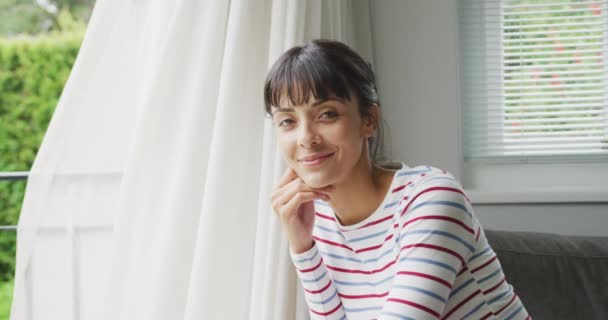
[464, 188, 608, 204]
[462, 161, 608, 204]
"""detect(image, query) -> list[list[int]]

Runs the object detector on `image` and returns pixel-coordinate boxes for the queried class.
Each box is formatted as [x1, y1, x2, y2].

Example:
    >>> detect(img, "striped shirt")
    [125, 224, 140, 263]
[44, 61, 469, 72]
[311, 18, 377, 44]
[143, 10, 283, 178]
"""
[290, 163, 530, 320]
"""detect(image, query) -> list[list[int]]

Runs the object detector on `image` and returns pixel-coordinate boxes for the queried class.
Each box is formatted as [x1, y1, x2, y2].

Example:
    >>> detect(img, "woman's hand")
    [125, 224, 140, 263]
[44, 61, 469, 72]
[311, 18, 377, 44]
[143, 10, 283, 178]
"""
[271, 167, 334, 254]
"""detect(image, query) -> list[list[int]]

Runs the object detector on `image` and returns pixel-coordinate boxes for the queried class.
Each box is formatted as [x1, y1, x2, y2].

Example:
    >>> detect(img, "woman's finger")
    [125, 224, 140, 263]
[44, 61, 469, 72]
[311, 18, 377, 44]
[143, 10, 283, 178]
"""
[274, 174, 334, 204]
[273, 178, 302, 211]
[279, 191, 325, 220]
[271, 167, 299, 202]
[276, 167, 298, 189]
[273, 177, 329, 212]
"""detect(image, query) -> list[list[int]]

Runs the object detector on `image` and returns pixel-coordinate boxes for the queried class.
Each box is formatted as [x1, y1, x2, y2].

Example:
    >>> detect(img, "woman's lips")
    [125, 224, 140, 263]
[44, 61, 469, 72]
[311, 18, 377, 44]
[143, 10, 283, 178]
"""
[300, 153, 334, 166]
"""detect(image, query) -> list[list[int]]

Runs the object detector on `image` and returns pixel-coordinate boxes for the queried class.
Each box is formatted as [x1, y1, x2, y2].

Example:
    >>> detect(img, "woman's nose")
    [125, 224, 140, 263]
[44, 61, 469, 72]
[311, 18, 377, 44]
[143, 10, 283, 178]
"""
[297, 122, 321, 147]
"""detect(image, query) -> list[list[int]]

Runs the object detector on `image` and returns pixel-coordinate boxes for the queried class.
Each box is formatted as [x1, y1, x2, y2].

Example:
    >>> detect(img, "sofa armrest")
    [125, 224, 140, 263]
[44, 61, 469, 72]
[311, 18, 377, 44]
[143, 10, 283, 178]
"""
[485, 229, 608, 320]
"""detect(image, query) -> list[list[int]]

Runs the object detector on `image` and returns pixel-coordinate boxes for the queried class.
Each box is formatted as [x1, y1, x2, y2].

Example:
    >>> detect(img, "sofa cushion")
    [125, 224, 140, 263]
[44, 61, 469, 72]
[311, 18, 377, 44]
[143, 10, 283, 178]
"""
[485, 229, 608, 320]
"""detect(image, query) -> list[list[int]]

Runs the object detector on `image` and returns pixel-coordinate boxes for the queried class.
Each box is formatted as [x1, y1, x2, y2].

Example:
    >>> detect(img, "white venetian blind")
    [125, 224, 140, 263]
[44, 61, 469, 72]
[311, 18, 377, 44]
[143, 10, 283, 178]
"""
[459, 0, 608, 163]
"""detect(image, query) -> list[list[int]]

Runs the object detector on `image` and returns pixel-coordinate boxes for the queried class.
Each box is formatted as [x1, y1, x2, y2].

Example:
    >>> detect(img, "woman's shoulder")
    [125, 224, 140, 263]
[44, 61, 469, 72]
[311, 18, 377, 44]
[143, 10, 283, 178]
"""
[395, 163, 477, 230]
[387, 162, 463, 191]
[390, 163, 473, 214]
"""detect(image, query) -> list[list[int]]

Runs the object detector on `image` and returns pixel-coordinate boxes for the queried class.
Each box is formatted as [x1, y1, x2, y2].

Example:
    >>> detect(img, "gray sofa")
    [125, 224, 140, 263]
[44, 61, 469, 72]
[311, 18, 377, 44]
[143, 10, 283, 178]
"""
[485, 229, 608, 320]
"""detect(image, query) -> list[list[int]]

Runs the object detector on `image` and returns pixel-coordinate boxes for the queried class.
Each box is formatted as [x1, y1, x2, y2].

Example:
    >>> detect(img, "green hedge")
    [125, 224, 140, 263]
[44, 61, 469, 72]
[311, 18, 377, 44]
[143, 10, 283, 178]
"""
[0, 31, 83, 281]
[0, 278, 13, 318]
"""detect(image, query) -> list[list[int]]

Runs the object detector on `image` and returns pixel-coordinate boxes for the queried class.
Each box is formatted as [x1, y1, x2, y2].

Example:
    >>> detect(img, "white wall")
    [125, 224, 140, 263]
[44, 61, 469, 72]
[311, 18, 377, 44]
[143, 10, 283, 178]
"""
[365, 0, 608, 236]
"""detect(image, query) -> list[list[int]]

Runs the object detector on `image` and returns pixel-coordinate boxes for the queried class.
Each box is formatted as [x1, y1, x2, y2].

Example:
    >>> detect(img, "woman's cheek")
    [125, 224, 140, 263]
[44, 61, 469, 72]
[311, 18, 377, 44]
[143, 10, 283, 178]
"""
[277, 134, 296, 163]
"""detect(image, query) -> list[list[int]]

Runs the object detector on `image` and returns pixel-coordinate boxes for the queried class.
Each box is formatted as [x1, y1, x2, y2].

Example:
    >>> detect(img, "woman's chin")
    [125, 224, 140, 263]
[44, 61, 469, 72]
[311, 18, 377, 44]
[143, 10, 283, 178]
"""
[299, 172, 333, 189]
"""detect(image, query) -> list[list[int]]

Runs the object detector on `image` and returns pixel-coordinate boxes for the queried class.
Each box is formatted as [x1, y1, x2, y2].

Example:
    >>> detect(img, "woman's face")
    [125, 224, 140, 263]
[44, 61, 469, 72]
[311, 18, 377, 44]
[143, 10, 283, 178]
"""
[271, 93, 374, 188]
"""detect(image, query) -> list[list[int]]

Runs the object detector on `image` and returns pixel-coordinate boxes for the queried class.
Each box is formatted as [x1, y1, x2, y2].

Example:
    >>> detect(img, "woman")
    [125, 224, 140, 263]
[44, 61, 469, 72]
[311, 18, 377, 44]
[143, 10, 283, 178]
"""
[265, 39, 530, 320]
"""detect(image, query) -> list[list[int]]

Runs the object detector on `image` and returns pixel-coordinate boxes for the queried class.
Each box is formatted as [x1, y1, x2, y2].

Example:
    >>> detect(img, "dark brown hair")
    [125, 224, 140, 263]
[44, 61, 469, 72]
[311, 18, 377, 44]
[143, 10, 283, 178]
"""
[263, 39, 385, 163]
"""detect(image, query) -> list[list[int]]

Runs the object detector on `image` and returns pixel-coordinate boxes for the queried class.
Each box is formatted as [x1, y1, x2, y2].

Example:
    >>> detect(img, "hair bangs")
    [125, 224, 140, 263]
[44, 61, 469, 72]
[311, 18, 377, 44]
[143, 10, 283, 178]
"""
[264, 47, 353, 115]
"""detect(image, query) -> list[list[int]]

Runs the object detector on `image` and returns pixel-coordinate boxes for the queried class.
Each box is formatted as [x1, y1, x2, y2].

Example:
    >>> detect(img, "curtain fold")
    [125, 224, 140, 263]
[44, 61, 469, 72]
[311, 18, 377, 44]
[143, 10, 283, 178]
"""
[10, 1, 372, 319]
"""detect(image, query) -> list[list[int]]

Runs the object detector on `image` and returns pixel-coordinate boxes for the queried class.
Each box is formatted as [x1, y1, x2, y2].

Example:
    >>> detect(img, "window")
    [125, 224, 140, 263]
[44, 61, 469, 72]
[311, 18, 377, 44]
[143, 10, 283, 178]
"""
[0, 172, 26, 318]
[0, 2, 95, 315]
[458, 0, 608, 203]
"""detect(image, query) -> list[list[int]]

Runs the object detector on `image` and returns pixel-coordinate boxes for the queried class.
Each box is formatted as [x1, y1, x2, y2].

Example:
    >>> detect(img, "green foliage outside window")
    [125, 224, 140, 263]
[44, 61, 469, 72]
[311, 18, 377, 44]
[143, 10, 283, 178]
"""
[0, 30, 84, 318]
[0, 2, 91, 317]
[0, 0, 94, 37]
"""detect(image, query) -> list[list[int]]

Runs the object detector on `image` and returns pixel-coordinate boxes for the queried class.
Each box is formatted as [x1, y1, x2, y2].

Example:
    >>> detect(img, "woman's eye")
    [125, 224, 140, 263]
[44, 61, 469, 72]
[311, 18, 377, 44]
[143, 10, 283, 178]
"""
[278, 119, 294, 127]
[277, 112, 336, 127]
[320, 111, 338, 119]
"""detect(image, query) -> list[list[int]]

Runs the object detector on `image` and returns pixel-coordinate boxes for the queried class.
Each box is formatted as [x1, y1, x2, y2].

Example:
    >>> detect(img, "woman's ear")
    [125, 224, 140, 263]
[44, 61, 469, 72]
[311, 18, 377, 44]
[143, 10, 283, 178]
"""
[362, 104, 380, 137]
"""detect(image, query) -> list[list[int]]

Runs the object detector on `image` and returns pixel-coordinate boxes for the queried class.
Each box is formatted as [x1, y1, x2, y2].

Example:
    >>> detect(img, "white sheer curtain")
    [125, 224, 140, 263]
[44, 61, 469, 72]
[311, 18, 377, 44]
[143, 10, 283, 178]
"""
[10, 0, 372, 319]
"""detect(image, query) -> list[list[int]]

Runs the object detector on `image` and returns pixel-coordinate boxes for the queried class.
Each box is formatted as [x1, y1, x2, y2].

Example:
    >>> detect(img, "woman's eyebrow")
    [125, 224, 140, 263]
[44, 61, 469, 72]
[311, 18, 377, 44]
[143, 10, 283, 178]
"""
[272, 98, 342, 115]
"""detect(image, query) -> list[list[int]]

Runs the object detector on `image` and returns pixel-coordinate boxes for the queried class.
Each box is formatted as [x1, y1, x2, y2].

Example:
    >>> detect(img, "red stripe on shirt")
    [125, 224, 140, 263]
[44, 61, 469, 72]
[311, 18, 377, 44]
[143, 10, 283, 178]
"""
[339, 292, 389, 299]
[304, 280, 332, 294]
[441, 289, 481, 319]
[309, 302, 343, 317]
[312, 236, 353, 251]
[355, 234, 394, 253]
[457, 266, 468, 277]
[298, 259, 323, 273]
[480, 312, 494, 320]
[396, 271, 452, 289]
[392, 182, 412, 193]
[358, 214, 394, 230]
[483, 278, 506, 295]
[471, 255, 497, 273]
[315, 212, 335, 221]
[387, 298, 440, 318]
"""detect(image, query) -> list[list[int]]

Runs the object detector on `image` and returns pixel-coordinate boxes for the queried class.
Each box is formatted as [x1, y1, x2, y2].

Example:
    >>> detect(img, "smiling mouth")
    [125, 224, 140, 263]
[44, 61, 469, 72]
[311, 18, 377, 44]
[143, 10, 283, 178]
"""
[300, 153, 334, 166]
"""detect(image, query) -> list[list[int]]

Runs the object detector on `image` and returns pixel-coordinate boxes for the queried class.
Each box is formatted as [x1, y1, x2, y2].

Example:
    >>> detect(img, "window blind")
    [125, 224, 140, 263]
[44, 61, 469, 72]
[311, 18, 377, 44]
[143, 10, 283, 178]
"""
[459, 0, 608, 163]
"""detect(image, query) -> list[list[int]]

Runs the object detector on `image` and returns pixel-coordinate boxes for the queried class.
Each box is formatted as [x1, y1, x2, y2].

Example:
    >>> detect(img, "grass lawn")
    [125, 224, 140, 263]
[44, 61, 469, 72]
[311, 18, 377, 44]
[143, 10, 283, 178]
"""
[0, 279, 13, 320]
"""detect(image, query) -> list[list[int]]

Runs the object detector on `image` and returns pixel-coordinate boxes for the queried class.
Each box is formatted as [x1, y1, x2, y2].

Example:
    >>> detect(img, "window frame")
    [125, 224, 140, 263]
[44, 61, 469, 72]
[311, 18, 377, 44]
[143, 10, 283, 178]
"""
[458, 0, 608, 204]
[0, 171, 28, 229]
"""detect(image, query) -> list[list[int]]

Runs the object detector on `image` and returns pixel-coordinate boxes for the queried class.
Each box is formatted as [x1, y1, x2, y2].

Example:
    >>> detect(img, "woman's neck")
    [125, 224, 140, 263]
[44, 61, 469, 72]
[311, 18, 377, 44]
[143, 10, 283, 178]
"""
[325, 156, 397, 226]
